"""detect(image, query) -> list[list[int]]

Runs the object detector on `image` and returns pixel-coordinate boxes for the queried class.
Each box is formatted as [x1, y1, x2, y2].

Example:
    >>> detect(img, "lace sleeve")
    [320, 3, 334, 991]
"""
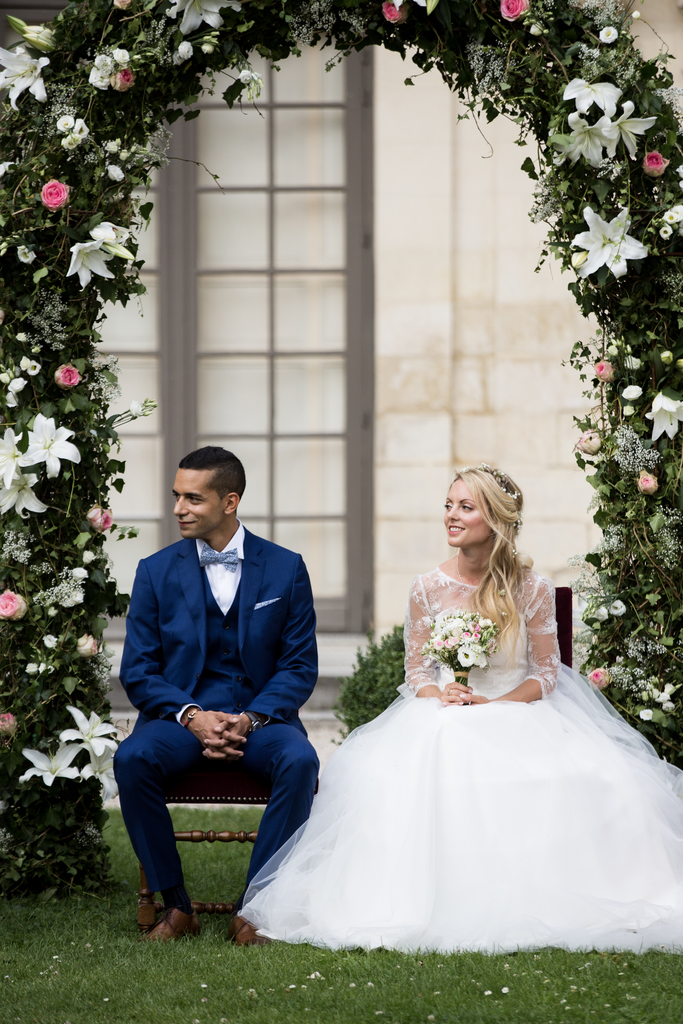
[404, 576, 438, 695]
[524, 575, 561, 698]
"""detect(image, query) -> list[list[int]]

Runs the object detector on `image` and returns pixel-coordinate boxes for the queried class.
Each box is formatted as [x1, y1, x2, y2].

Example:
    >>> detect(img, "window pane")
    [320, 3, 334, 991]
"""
[202, 437, 269, 517]
[197, 108, 268, 187]
[274, 192, 345, 269]
[197, 357, 269, 434]
[275, 356, 345, 434]
[198, 276, 269, 352]
[107, 356, 160, 435]
[198, 193, 268, 270]
[274, 109, 344, 187]
[100, 275, 158, 352]
[104, 520, 160, 596]
[274, 438, 345, 515]
[109, 437, 163, 518]
[274, 274, 345, 351]
[273, 47, 345, 103]
[135, 211, 158, 270]
[274, 519, 346, 598]
[239, 517, 271, 541]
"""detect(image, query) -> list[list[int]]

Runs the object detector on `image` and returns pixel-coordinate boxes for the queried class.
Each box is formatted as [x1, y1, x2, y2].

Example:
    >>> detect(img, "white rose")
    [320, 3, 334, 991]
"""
[599, 26, 618, 43]
[17, 246, 36, 264]
[25, 663, 39, 675]
[89, 67, 111, 90]
[61, 134, 81, 151]
[624, 356, 641, 370]
[623, 405, 635, 416]
[43, 635, 58, 649]
[621, 386, 642, 401]
[639, 708, 654, 721]
[201, 43, 215, 53]
[56, 115, 75, 133]
[129, 400, 143, 417]
[593, 606, 609, 622]
[105, 139, 120, 153]
[71, 567, 89, 579]
[663, 701, 675, 711]
[178, 41, 193, 60]
[608, 600, 626, 616]
[76, 633, 98, 658]
[8, 377, 27, 394]
[113, 48, 130, 64]
[239, 69, 256, 83]
[0, 373, 10, 384]
[107, 165, 124, 182]
[82, 550, 96, 564]
[72, 118, 89, 140]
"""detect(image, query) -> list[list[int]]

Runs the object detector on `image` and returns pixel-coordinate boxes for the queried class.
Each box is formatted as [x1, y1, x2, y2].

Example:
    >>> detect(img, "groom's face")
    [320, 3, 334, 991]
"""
[173, 469, 238, 541]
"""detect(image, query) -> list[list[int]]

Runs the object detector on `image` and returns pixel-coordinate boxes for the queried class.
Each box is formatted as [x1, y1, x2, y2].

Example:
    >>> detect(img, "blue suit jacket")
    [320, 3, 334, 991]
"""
[119, 530, 318, 733]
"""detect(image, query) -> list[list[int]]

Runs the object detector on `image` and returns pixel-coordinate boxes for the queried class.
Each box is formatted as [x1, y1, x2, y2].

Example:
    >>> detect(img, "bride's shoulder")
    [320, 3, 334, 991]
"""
[517, 570, 555, 617]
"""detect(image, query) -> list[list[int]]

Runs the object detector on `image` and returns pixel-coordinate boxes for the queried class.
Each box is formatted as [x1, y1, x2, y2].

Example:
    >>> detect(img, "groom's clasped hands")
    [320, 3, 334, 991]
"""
[186, 710, 249, 760]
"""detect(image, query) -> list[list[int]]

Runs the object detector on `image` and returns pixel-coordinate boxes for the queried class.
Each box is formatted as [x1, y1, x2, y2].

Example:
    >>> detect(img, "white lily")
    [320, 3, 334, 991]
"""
[59, 705, 118, 759]
[167, 0, 239, 34]
[0, 471, 47, 515]
[572, 206, 648, 279]
[602, 101, 657, 158]
[562, 111, 613, 167]
[0, 161, 14, 178]
[81, 749, 118, 802]
[563, 78, 622, 117]
[0, 46, 49, 110]
[24, 413, 81, 479]
[18, 744, 81, 786]
[89, 222, 134, 260]
[645, 392, 683, 440]
[0, 427, 32, 488]
[5, 16, 56, 52]
[66, 240, 114, 289]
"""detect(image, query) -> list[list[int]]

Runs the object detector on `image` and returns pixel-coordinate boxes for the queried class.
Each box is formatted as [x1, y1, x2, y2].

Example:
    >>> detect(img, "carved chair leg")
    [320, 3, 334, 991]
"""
[137, 864, 159, 933]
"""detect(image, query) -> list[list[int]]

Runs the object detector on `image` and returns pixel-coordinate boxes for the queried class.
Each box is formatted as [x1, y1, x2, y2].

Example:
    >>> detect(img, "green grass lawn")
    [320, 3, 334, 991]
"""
[1, 807, 683, 1024]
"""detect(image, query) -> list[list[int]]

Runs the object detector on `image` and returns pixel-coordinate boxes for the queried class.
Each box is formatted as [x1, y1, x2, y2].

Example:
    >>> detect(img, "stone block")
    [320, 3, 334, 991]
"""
[377, 413, 452, 466]
[375, 466, 453, 518]
[376, 518, 448, 574]
[376, 303, 451, 359]
[451, 357, 488, 414]
[452, 414, 497, 466]
[377, 356, 451, 415]
[375, 572, 417, 634]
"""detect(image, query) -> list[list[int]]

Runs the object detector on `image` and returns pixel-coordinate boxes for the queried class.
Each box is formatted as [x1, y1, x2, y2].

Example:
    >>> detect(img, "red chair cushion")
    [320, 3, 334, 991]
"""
[555, 586, 572, 668]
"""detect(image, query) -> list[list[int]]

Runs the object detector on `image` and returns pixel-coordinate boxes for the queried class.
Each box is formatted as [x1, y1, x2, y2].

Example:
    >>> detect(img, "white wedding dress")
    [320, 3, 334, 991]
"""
[241, 569, 683, 953]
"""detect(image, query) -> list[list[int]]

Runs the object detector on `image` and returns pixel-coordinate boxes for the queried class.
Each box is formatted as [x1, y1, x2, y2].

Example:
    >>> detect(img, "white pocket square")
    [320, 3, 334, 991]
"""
[254, 597, 281, 610]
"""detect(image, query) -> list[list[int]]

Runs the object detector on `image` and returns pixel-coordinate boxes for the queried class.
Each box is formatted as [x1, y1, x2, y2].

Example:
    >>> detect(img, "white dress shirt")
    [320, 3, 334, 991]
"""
[176, 522, 245, 724]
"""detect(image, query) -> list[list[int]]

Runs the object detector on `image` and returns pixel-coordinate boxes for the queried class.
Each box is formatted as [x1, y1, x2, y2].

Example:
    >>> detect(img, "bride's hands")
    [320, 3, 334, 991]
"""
[439, 682, 474, 706]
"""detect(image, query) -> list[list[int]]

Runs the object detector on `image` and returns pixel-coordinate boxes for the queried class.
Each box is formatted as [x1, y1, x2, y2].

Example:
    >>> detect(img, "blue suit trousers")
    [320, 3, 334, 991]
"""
[114, 719, 319, 895]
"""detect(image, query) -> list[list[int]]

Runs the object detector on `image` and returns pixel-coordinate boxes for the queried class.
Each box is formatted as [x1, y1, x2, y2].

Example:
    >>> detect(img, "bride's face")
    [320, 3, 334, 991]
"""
[444, 479, 492, 550]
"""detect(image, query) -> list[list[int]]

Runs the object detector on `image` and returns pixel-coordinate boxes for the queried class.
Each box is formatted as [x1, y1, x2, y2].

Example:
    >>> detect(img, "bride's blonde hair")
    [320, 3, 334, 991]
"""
[450, 465, 532, 651]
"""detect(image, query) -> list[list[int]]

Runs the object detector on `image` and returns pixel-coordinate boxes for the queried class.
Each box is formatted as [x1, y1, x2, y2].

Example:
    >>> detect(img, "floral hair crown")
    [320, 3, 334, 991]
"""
[458, 463, 523, 533]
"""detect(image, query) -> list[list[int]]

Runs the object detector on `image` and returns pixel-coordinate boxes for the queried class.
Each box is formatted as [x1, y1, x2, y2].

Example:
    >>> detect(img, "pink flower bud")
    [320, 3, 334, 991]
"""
[637, 470, 658, 495]
[594, 360, 614, 382]
[588, 668, 610, 689]
[577, 429, 601, 455]
[40, 179, 71, 212]
[382, 1, 408, 23]
[433, 639, 444, 649]
[110, 68, 135, 92]
[0, 590, 28, 621]
[500, 0, 529, 20]
[87, 506, 114, 532]
[0, 712, 17, 737]
[76, 633, 98, 658]
[642, 152, 670, 178]
[54, 363, 82, 389]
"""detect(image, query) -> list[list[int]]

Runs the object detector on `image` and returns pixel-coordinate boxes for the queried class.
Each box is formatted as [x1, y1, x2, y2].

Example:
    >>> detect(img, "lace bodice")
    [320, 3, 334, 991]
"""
[404, 568, 560, 700]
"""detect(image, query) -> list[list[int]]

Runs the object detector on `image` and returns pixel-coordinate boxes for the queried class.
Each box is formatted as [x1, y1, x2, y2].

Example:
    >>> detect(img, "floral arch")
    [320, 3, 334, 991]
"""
[0, 0, 682, 892]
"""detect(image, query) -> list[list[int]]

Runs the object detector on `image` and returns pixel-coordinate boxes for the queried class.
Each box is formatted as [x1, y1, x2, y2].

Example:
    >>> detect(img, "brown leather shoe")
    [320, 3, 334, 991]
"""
[139, 907, 201, 942]
[228, 914, 272, 946]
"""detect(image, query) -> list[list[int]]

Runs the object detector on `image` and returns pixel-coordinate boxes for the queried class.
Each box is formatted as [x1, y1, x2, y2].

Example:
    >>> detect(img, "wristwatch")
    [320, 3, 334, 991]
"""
[243, 711, 269, 734]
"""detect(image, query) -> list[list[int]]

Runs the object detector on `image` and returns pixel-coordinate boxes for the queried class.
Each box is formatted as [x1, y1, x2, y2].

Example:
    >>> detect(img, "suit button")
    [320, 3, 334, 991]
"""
[235, 702, 241, 709]
[236, 675, 242, 682]
[223, 624, 230, 630]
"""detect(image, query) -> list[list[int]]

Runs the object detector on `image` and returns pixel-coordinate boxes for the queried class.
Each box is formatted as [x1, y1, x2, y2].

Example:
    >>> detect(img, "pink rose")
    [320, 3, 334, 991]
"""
[637, 470, 658, 495]
[0, 712, 17, 737]
[87, 506, 114, 532]
[444, 637, 455, 648]
[113, 0, 133, 7]
[433, 639, 444, 649]
[501, 0, 529, 20]
[41, 179, 70, 212]
[54, 363, 82, 389]
[382, 1, 408, 23]
[577, 429, 601, 455]
[0, 590, 28, 621]
[642, 152, 669, 178]
[588, 668, 610, 689]
[594, 360, 614, 382]
[110, 68, 135, 92]
[76, 633, 98, 658]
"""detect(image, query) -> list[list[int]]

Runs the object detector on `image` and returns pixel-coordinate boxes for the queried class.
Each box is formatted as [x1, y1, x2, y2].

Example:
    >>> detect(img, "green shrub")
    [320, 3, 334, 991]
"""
[334, 626, 406, 737]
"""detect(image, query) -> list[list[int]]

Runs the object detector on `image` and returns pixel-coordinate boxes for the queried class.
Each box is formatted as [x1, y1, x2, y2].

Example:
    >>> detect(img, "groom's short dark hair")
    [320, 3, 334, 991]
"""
[178, 447, 246, 499]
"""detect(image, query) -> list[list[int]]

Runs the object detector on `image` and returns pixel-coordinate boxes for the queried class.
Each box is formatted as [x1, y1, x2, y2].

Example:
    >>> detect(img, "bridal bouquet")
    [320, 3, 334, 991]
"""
[421, 612, 500, 677]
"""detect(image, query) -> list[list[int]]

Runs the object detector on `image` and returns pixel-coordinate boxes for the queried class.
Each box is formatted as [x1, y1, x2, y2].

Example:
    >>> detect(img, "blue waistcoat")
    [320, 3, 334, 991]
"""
[193, 571, 247, 714]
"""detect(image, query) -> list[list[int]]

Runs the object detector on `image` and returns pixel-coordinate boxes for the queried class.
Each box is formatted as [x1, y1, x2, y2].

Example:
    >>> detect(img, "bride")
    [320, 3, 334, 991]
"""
[240, 465, 683, 953]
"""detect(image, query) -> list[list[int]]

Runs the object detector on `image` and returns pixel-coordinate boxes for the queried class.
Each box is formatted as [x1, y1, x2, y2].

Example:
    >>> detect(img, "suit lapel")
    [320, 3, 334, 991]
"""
[239, 529, 265, 650]
[176, 539, 207, 658]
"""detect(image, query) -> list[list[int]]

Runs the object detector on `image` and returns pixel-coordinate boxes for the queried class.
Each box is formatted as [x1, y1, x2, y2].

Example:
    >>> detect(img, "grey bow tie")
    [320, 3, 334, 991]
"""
[199, 547, 239, 571]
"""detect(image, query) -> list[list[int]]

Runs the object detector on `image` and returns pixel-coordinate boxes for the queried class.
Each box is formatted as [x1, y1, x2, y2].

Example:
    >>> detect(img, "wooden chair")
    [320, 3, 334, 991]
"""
[137, 586, 573, 931]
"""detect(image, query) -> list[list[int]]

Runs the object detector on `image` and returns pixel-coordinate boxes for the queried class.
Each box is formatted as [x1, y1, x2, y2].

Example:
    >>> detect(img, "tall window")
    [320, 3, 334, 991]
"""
[100, 46, 374, 632]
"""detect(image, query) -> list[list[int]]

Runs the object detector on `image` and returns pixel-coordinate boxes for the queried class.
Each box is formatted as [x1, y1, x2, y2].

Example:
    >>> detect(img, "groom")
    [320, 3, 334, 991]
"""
[114, 446, 319, 944]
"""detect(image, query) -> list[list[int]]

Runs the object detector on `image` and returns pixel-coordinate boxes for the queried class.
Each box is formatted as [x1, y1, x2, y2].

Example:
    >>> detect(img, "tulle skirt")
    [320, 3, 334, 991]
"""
[241, 668, 683, 953]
